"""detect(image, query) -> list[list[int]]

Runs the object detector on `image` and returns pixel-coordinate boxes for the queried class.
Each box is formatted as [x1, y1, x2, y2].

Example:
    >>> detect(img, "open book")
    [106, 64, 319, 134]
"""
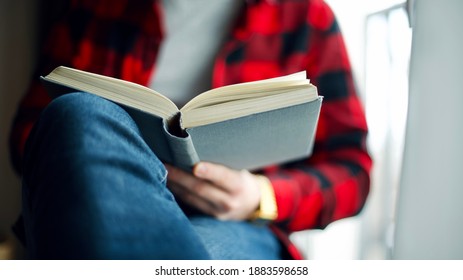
[41, 66, 322, 170]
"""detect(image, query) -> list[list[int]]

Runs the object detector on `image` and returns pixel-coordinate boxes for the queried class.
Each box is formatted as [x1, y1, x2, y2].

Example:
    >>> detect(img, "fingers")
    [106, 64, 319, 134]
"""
[165, 164, 197, 192]
[193, 162, 243, 193]
[165, 163, 262, 221]
[168, 183, 221, 217]
[165, 164, 230, 215]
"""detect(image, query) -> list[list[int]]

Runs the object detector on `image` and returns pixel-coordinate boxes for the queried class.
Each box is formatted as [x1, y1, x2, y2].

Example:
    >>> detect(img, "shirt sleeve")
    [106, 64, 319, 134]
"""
[264, 2, 372, 232]
[9, 0, 160, 175]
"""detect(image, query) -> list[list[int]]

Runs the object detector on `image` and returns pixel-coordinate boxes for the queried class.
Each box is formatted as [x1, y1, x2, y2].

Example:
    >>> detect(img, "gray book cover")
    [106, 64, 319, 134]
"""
[186, 97, 322, 171]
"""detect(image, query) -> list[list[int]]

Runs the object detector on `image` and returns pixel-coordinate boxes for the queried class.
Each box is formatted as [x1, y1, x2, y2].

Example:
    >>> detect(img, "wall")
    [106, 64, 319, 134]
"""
[393, 0, 463, 259]
[0, 0, 38, 257]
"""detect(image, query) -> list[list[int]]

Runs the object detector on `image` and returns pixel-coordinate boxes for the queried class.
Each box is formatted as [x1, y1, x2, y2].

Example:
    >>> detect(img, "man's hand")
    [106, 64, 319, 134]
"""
[165, 162, 261, 221]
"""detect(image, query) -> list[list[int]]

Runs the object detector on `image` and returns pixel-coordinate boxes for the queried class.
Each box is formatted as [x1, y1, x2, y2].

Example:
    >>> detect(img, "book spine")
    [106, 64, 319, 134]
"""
[162, 120, 200, 171]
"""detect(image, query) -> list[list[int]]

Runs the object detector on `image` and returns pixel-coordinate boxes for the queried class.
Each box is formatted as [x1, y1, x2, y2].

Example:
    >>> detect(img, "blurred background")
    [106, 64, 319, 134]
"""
[291, 0, 412, 259]
[0, 0, 37, 259]
[1, 0, 462, 259]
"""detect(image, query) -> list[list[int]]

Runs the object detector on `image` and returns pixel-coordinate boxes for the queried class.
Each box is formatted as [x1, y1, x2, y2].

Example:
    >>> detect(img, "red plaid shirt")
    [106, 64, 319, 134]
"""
[10, 0, 372, 259]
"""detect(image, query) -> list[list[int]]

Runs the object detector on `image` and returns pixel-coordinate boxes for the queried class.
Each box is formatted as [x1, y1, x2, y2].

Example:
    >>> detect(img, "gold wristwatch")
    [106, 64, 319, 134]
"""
[250, 175, 278, 222]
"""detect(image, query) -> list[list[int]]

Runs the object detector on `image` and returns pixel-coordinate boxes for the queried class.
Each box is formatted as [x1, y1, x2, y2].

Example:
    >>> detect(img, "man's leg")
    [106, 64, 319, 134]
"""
[21, 92, 210, 259]
[190, 216, 283, 260]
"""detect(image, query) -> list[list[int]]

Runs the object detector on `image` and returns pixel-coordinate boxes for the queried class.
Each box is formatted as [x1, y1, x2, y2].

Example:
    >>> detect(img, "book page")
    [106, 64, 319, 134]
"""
[45, 66, 179, 119]
[178, 71, 317, 128]
[181, 84, 318, 128]
[180, 71, 309, 111]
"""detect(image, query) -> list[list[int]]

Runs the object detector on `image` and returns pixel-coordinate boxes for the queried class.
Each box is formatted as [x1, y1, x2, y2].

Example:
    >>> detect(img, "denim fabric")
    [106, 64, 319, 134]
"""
[21, 92, 281, 260]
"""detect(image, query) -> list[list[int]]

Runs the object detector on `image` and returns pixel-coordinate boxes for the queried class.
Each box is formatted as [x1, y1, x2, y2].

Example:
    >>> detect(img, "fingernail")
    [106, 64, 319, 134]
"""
[194, 163, 206, 176]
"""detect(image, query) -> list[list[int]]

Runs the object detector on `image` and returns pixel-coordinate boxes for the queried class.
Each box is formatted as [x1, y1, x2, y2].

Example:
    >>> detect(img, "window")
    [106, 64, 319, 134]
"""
[291, 0, 412, 259]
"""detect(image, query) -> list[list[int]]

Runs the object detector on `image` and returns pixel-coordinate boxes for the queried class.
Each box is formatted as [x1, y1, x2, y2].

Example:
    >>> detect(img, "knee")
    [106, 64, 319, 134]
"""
[41, 92, 134, 130]
[24, 92, 142, 163]
[23, 91, 168, 190]
[34, 92, 142, 145]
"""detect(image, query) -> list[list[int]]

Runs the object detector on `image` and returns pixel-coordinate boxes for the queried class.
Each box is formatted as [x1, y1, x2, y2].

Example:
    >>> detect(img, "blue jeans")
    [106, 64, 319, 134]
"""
[20, 92, 282, 259]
